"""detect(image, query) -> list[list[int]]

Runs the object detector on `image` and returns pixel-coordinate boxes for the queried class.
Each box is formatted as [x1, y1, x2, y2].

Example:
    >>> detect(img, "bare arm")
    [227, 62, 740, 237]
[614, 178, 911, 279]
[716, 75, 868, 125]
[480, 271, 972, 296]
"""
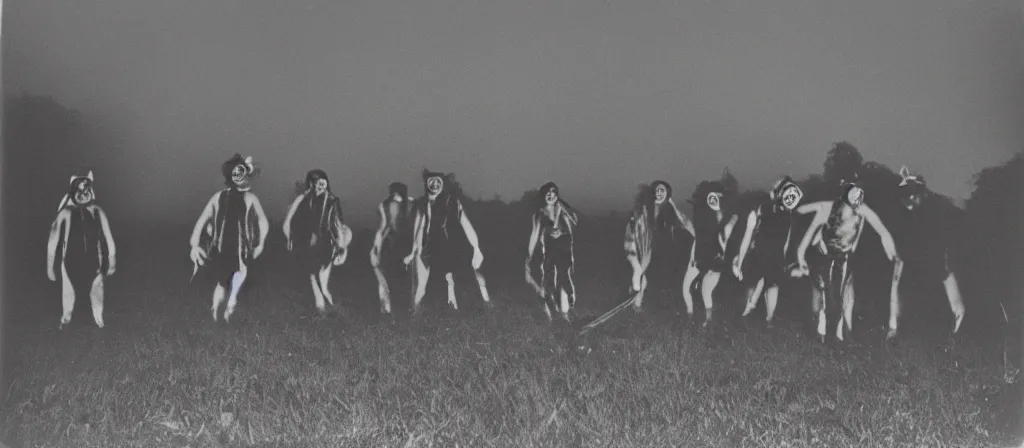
[526, 213, 541, 260]
[795, 201, 828, 215]
[722, 213, 739, 243]
[189, 193, 219, 248]
[796, 202, 831, 267]
[458, 201, 482, 254]
[370, 203, 387, 262]
[46, 211, 68, 278]
[668, 199, 695, 237]
[736, 210, 758, 264]
[95, 207, 117, 272]
[861, 205, 899, 262]
[249, 194, 271, 252]
[407, 205, 424, 260]
[282, 194, 305, 245]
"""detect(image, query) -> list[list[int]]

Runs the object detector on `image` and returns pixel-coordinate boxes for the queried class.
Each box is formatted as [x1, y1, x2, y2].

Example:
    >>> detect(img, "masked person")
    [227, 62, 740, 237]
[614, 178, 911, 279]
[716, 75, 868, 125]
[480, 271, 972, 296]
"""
[47, 171, 117, 329]
[681, 173, 740, 327]
[525, 182, 581, 322]
[189, 154, 270, 323]
[733, 176, 804, 327]
[794, 176, 902, 342]
[404, 170, 491, 314]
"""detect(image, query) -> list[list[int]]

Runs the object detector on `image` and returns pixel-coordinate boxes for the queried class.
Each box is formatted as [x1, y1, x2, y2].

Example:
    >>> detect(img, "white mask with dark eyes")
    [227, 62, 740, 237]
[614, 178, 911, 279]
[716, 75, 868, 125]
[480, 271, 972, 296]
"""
[780, 186, 802, 210]
[231, 165, 247, 185]
[314, 178, 328, 196]
[706, 192, 723, 211]
[426, 176, 444, 197]
[654, 185, 668, 204]
[73, 180, 94, 205]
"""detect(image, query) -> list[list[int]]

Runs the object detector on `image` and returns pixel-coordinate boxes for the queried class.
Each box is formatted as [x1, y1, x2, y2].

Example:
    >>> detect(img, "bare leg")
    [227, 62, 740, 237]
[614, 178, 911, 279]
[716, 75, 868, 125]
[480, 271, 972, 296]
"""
[318, 265, 334, 307]
[632, 274, 648, 313]
[310, 274, 326, 312]
[680, 263, 699, 317]
[411, 257, 429, 314]
[943, 273, 965, 334]
[445, 273, 458, 310]
[224, 267, 247, 323]
[812, 282, 826, 340]
[840, 273, 855, 340]
[887, 259, 903, 340]
[764, 284, 779, 325]
[59, 264, 75, 328]
[559, 289, 571, 321]
[474, 270, 491, 306]
[372, 265, 392, 314]
[701, 271, 721, 327]
[741, 277, 766, 317]
[211, 283, 226, 322]
[89, 274, 105, 328]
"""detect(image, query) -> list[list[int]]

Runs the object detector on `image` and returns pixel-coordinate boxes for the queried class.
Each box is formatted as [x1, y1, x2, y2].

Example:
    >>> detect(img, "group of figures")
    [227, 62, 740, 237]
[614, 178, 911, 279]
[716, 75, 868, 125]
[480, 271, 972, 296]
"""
[46, 153, 966, 345]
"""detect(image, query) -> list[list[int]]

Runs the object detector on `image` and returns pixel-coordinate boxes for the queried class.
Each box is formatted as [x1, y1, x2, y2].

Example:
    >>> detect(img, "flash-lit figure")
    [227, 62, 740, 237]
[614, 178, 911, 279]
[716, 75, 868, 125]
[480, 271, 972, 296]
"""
[794, 178, 902, 342]
[189, 154, 270, 323]
[283, 169, 353, 313]
[893, 165, 965, 336]
[623, 180, 695, 312]
[681, 176, 739, 327]
[733, 176, 804, 326]
[404, 170, 491, 314]
[46, 171, 117, 329]
[370, 182, 415, 316]
[525, 182, 581, 322]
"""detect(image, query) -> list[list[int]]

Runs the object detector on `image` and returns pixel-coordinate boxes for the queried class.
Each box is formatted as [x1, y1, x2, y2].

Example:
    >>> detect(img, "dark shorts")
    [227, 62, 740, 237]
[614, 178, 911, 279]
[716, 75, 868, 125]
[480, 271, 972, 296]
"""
[742, 249, 788, 287]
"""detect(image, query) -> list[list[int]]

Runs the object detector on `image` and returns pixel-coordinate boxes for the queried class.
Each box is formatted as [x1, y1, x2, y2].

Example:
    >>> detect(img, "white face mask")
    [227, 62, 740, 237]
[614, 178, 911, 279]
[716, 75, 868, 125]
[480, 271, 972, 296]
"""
[654, 185, 668, 204]
[73, 181, 95, 205]
[706, 192, 723, 211]
[780, 186, 802, 210]
[426, 176, 444, 197]
[231, 165, 248, 186]
[846, 186, 864, 208]
[314, 178, 328, 196]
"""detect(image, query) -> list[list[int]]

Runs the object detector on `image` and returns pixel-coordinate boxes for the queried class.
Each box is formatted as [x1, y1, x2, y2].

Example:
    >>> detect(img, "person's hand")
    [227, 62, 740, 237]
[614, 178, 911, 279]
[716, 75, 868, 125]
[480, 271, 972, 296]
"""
[333, 249, 347, 266]
[370, 248, 380, 267]
[106, 257, 117, 276]
[47, 267, 56, 282]
[190, 245, 208, 266]
[252, 244, 265, 260]
[403, 253, 415, 268]
[286, 239, 293, 251]
[731, 257, 743, 281]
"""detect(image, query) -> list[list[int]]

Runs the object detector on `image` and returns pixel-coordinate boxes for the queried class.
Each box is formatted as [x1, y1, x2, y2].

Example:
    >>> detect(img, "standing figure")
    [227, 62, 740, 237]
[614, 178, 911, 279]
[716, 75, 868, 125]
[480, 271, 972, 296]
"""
[733, 176, 804, 327]
[793, 178, 902, 342]
[404, 170, 491, 314]
[623, 180, 695, 312]
[283, 169, 353, 313]
[681, 176, 739, 327]
[46, 171, 117, 329]
[525, 182, 581, 322]
[189, 154, 270, 323]
[893, 165, 965, 336]
[369, 182, 415, 316]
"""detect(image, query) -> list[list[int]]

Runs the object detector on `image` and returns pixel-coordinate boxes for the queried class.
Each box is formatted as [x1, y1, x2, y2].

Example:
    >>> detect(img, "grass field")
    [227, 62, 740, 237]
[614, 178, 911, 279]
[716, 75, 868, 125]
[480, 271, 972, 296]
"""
[1, 231, 1022, 448]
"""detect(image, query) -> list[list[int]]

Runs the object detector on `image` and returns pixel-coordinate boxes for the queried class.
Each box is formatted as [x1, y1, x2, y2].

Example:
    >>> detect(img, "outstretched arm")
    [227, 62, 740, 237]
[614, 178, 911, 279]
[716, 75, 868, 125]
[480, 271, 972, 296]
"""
[46, 211, 68, 281]
[861, 205, 899, 262]
[370, 203, 387, 265]
[668, 199, 696, 237]
[282, 194, 305, 249]
[795, 202, 831, 270]
[95, 207, 117, 275]
[190, 194, 219, 249]
[736, 210, 758, 265]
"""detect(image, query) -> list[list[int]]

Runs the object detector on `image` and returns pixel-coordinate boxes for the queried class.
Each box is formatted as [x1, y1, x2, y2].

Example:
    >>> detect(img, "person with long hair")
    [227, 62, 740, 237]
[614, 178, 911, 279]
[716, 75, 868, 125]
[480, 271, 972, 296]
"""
[282, 169, 352, 314]
[623, 180, 695, 313]
[525, 181, 580, 322]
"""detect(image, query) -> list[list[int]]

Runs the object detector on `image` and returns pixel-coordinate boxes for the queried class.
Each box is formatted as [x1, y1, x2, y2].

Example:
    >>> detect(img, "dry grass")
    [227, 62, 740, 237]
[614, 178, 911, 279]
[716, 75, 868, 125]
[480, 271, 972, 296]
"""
[1, 239, 1021, 448]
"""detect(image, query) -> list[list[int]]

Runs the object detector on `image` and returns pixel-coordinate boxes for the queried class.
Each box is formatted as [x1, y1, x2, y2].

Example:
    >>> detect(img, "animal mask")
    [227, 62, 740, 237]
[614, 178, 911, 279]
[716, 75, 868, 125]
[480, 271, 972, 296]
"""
[57, 171, 96, 212]
[770, 176, 803, 211]
[897, 165, 926, 210]
[652, 180, 672, 204]
[222, 154, 257, 188]
[305, 169, 330, 196]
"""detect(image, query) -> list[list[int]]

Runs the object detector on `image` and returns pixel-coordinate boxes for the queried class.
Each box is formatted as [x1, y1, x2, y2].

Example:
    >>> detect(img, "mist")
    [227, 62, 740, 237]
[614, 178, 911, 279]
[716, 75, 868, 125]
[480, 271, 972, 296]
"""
[3, 0, 1022, 230]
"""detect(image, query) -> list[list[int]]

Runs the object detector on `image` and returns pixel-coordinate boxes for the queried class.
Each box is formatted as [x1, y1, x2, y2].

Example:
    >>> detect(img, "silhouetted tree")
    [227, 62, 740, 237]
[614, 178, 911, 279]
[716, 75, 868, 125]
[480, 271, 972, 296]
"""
[823, 141, 864, 186]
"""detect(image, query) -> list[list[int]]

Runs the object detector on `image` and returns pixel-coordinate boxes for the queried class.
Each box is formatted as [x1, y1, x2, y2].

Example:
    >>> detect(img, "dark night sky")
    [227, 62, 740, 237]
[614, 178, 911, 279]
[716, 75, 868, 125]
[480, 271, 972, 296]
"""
[4, 0, 1022, 228]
